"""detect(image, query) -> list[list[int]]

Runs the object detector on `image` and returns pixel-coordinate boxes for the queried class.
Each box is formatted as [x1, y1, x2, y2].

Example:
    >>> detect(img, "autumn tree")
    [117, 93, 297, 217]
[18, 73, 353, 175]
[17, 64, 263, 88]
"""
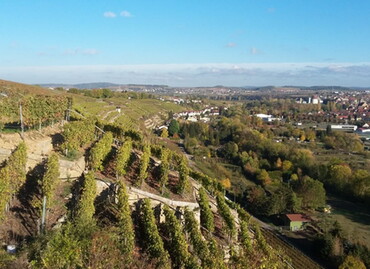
[327, 164, 352, 192]
[282, 160, 293, 172]
[339, 255, 366, 269]
[257, 169, 271, 186]
[275, 158, 282, 169]
[220, 178, 231, 191]
[293, 176, 326, 209]
[352, 169, 370, 199]
[161, 128, 169, 138]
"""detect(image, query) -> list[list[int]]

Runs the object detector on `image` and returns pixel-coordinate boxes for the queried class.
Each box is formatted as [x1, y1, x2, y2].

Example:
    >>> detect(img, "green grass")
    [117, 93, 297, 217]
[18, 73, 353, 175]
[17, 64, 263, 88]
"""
[316, 196, 370, 248]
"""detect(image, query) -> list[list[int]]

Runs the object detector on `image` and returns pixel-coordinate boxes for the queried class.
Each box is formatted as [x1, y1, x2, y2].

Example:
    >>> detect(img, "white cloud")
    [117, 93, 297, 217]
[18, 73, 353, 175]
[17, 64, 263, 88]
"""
[82, 49, 99, 55]
[103, 11, 117, 18]
[250, 47, 262, 55]
[267, 7, 276, 13]
[2, 63, 370, 87]
[225, 42, 237, 48]
[120, 10, 133, 17]
[63, 48, 100, 56]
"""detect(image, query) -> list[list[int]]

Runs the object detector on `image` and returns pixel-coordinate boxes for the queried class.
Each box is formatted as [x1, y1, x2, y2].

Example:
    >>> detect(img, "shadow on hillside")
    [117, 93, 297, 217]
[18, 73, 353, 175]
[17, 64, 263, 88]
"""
[11, 161, 46, 238]
[94, 185, 117, 225]
[65, 173, 84, 219]
[328, 196, 370, 227]
[50, 133, 64, 149]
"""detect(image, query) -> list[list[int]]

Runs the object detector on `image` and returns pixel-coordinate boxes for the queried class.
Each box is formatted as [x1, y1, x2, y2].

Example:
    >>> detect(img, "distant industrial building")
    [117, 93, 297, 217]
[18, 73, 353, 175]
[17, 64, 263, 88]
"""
[255, 113, 281, 122]
[330, 124, 358, 132]
[296, 95, 322, 104]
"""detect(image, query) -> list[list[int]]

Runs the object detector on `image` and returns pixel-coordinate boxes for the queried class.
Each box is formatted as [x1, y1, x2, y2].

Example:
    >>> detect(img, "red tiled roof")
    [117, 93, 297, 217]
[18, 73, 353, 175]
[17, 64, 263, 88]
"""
[286, 214, 310, 222]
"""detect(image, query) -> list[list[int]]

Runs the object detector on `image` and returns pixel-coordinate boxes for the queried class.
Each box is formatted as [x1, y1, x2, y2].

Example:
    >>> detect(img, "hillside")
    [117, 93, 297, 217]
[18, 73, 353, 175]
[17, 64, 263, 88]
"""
[0, 79, 57, 97]
[0, 80, 330, 269]
[0, 125, 288, 268]
[0, 80, 186, 135]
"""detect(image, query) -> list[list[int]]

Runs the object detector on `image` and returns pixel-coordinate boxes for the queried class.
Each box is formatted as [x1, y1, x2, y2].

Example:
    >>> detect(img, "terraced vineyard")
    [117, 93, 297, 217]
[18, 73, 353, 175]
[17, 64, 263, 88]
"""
[71, 96, 186, 130]
[115, 114, 137, 129]
[261, 228, 323, 269]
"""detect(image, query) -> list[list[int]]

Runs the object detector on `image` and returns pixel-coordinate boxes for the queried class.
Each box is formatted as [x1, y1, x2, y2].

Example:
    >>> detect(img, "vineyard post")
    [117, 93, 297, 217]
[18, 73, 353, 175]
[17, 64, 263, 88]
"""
[19, 103, 24, 139]
[41, 195, 47, 233]
[67, 97, 72, 121]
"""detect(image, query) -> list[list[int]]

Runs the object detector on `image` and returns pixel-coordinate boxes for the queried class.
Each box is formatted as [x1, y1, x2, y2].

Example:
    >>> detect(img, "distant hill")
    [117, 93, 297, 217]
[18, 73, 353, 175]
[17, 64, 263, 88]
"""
[38, 82, 170, 89]
[241, 85, 370, 91]
[0, 79, 56, 97]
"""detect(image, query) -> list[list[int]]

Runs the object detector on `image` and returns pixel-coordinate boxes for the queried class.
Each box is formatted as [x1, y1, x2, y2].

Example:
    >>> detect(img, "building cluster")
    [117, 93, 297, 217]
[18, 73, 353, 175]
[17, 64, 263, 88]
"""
[160, 96, 204, 105]
[255, 113, 282, 122]
[296, 92, 370, 122]
[327, 93, 370, 122]
[173, 107, 221, 123]
[296, 95, 322, 104]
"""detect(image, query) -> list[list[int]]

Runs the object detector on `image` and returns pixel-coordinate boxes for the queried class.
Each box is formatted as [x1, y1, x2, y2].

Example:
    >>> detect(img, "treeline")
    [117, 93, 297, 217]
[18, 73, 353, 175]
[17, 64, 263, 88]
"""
[180, 111, 370, 209]
[68, 88, 156, 100]
[241, 97, 363, 124]
[180, 118, 327, 215]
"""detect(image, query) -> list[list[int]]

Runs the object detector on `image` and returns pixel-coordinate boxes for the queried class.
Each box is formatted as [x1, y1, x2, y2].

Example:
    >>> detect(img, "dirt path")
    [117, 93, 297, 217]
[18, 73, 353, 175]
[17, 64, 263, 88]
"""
[109, 113, 120, 123]
[101, 109, 115, 120]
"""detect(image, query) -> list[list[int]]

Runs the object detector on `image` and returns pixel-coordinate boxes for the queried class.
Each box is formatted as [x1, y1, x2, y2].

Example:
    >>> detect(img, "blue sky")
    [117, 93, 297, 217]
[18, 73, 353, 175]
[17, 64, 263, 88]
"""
[1, 0, 370, 86]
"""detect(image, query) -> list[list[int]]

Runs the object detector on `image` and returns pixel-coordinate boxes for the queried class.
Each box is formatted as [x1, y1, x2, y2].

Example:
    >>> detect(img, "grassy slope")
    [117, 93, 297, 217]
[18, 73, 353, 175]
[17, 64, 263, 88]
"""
[324, 196, 370, 248]
[0, 79, 56, 96]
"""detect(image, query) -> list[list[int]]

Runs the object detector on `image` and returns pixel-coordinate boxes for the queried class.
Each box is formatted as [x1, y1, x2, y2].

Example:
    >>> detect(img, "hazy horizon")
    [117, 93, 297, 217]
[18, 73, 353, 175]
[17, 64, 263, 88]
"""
[1, 1, 370, 86]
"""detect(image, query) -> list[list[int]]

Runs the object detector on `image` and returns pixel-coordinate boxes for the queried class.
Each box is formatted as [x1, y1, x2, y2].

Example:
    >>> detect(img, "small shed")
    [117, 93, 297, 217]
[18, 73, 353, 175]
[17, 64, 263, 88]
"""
[284, 214, 310, 231]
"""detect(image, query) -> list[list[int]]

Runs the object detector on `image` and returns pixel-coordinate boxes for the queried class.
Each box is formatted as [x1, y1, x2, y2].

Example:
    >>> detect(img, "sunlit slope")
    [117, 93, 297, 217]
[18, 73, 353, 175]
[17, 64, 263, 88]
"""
[0, 79, 56, 96]
[73, 96, 186, 129]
